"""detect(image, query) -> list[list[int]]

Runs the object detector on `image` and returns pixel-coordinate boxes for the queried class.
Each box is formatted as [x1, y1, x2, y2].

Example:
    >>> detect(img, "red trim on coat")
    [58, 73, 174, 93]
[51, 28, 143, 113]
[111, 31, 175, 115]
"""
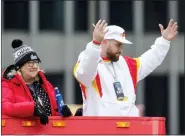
[94, 73, 103, 97]
[80, 84, 87, 99]
[123, 56, 137, 92]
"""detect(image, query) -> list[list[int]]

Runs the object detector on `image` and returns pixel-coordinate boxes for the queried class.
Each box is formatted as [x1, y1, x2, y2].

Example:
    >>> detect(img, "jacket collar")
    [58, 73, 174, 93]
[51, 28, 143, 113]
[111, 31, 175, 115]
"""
[3, 70, 47, 86]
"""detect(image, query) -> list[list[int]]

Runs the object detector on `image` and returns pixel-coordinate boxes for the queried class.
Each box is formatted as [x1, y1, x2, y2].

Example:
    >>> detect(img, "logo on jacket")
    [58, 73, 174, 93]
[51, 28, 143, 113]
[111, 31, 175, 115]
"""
[118, 96, 128, 101]
[123, 96, 128, 101]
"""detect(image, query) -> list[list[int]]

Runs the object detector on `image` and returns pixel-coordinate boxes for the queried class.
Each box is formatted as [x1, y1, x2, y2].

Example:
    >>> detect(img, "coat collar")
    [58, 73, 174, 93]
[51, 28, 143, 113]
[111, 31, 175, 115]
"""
[4, 71, 47, 86]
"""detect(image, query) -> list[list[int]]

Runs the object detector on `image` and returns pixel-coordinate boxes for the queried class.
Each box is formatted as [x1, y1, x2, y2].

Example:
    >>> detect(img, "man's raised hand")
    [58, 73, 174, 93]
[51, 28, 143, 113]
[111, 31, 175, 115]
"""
[159, 19, 178, 41]
[93, 20, 108, 44]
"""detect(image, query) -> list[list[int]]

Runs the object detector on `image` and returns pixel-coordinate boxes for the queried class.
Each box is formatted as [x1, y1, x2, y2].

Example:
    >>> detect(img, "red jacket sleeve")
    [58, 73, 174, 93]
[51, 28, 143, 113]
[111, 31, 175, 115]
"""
[2, 85, 35, 118]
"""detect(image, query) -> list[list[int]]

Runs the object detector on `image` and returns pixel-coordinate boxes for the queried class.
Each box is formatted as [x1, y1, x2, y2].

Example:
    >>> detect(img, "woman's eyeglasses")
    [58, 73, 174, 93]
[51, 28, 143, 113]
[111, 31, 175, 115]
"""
[27, 60, 39, 67]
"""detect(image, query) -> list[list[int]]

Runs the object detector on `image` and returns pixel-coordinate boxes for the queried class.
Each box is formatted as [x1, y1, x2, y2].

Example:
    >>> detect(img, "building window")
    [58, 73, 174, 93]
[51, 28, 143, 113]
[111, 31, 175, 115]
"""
[3, 1, 29, 31]
[74, 79, 83, 104]
[179, 75, 185, 134]
[39, 0, 64, 31]
[74, 1, 88, 32]
[109, 1, 133, 32]
[144, 0, 168, 32]
[178, 0, 185, 33]
[95, 1, 100, 22]
[144, 75, 169, 133]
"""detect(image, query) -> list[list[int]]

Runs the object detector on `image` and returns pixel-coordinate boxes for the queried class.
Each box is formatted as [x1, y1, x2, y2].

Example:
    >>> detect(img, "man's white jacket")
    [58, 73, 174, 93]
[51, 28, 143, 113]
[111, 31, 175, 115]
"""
[74, 37, 171, 116]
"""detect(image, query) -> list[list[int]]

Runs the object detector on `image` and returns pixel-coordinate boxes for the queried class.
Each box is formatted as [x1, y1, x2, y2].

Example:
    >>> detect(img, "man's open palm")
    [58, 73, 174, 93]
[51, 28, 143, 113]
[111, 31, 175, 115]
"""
[159, 19, 178, 41]
[93, 20, 108, 43]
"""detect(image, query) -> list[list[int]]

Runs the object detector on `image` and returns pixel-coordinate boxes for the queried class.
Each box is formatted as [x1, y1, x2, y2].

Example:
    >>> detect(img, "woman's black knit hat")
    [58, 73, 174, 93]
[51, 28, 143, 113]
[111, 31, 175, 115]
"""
[12, 39, 41, 70]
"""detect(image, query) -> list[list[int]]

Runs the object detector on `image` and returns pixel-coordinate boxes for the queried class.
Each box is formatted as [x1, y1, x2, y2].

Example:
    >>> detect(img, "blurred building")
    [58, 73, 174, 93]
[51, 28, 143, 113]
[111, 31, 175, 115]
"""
[1, 0, 184, 134]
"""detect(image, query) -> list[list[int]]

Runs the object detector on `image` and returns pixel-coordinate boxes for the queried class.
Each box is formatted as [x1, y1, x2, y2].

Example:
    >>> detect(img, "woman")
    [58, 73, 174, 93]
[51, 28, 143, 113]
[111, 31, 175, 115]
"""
[2, 39, 72, 125]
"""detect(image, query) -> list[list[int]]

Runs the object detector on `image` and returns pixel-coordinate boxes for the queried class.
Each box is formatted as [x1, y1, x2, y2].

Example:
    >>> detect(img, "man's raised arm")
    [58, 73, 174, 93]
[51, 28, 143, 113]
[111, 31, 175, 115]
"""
[74, 20, 108, 87]
[136, 19, 178, 81]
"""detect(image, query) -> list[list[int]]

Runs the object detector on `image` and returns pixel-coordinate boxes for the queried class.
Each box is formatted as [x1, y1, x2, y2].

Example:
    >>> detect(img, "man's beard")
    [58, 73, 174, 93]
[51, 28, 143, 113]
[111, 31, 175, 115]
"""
[107, 52, 121, 62]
